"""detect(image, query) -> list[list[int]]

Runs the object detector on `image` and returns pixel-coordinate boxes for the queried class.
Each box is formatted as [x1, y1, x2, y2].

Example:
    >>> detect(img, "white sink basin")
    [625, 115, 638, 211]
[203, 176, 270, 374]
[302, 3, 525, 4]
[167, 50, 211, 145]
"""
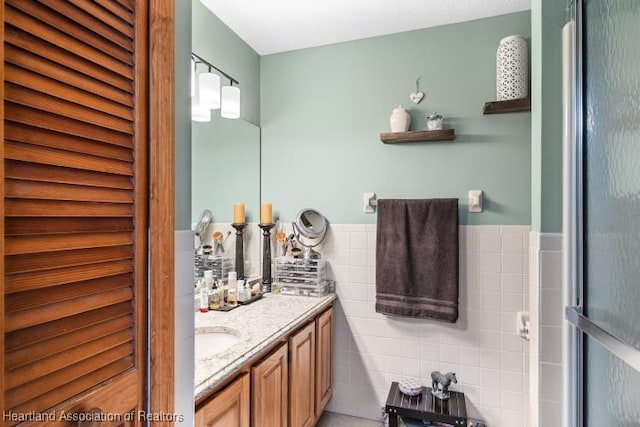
[195, 327, 240, 359]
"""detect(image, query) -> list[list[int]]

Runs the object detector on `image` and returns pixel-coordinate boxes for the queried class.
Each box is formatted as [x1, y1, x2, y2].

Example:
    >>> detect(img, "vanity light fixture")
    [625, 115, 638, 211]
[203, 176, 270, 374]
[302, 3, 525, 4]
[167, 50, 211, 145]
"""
[199, 72, 221, 110]
[191, 98, 211, 122]
[191, 52, 240, 122]
[221, 83, 240, 119]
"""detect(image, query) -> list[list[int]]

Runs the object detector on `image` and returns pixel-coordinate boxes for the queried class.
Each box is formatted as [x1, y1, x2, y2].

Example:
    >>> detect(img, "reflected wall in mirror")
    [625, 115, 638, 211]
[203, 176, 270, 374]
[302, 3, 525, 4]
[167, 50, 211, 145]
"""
[192, 115, 261, 276]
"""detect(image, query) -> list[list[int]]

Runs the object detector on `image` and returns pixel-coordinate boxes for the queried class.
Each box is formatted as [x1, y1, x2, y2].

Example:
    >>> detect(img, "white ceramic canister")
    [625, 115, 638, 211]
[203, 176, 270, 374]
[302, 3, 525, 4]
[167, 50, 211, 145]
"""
[496, 35, 529, 101]
[390, 105, 411, 132]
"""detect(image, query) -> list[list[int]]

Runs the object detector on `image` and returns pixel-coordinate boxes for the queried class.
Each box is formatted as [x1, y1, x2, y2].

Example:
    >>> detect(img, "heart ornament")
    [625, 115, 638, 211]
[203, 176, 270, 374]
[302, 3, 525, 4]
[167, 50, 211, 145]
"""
[409, 91, 424, 104]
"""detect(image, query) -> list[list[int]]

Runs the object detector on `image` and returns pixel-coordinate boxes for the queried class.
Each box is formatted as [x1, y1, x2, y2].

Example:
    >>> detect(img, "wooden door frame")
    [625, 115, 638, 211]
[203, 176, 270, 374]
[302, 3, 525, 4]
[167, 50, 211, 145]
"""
[0, 0, 176, 419]
[149, 0, 176, 422]
[0, 0, 5, 416]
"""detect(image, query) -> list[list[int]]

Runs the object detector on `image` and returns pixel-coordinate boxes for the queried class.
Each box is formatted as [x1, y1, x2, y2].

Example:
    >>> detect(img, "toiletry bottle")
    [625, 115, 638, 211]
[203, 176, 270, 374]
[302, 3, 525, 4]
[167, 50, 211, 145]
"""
[236, 279, 244, 303]
[199, 287, 209, 313]
[203, 270, 214, 290]
[224, 272, 234, 304]
[227, 272, 237, 295]
[222, 276, 229, 304]
[209, 279, 221, 310]
[227, 286, 238, 307]
[244, 280, 251, 301]
[243, 281, 251, 301]
[237, 279, 247, 302]
[227, 272, 238, 307]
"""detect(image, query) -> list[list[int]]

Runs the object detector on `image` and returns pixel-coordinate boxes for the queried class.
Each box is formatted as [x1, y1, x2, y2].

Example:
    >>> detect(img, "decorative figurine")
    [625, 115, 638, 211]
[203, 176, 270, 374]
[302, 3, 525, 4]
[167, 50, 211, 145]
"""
[430, 371, 457, 400]
[426, 112, 444, 130]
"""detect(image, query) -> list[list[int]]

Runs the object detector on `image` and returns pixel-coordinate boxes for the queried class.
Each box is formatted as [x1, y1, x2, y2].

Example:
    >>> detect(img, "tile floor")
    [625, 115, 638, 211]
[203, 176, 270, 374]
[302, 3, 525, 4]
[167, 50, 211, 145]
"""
[317, 411, 382, 427]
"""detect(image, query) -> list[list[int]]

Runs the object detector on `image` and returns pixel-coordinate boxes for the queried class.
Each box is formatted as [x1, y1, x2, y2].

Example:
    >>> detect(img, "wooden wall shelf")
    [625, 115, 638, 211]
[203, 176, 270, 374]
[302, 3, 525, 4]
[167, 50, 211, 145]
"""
[483, 98, 531, 114]
[380, 129, 455, 144]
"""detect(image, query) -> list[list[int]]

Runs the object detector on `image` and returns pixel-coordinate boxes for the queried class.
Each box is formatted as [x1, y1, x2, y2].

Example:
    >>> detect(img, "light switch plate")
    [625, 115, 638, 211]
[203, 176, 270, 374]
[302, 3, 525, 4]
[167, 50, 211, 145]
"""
[468, 190, 483, 213]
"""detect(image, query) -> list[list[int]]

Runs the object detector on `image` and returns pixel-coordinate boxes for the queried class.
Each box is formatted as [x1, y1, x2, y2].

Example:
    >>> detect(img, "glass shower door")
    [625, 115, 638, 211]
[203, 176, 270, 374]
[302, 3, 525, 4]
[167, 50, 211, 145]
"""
[568, 0, 640, 425]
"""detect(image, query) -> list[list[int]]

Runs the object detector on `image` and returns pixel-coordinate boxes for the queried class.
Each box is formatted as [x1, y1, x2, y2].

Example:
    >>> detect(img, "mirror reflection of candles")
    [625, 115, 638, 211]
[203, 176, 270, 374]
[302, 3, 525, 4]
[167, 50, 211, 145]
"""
[260, 202, 273, 224]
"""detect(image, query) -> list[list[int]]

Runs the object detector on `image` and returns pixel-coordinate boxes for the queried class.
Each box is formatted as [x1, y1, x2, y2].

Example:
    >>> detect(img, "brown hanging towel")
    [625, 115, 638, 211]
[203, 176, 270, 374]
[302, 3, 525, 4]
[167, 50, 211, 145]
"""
[375, 198, 459, 323]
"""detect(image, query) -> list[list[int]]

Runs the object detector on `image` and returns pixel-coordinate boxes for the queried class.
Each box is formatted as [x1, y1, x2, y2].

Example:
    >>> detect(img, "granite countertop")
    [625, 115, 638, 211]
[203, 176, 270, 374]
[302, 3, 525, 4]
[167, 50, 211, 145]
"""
[194, 293, 336, 402]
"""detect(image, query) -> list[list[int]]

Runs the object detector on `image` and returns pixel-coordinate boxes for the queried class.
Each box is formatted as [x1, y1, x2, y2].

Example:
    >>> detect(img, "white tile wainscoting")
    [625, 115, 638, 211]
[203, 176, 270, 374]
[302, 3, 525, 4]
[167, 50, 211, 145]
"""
[528, 232, 563, 427]
[316, 225, 531, 427]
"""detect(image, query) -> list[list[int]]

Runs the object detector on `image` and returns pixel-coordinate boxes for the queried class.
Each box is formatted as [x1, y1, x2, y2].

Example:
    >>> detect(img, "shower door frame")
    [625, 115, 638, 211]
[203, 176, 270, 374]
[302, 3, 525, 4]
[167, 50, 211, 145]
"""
[563, 1, 640, 426]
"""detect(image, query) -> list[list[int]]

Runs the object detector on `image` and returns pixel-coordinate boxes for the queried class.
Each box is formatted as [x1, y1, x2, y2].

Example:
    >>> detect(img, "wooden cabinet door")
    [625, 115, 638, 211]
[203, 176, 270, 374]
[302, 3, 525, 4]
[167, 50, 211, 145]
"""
[251, 343, 288, 427]
[315, 307, 333, 418]
[288, 322, 315, 427]
[1, 0, 151, 423]
[196, 374, 250, 427]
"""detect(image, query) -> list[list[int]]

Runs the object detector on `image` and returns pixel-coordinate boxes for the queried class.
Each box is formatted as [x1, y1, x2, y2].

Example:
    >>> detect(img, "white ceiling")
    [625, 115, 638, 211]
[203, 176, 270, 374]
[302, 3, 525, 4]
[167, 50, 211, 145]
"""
[200, 0, 531, 56]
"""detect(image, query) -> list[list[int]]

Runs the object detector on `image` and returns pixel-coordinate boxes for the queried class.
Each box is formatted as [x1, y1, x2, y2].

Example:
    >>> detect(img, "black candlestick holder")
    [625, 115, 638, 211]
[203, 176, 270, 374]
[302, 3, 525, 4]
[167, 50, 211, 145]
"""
[231, 223, 246, 279]
[259, 223, 275, 293]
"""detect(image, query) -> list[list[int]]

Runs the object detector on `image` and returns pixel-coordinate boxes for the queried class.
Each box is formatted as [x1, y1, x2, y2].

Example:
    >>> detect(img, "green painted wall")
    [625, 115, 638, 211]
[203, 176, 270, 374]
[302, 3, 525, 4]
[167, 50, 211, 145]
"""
[175, 0, 192, 230]
[260, 12, 532, 224]
[192, 0, 260, 125]
[531, 0, 565, 233]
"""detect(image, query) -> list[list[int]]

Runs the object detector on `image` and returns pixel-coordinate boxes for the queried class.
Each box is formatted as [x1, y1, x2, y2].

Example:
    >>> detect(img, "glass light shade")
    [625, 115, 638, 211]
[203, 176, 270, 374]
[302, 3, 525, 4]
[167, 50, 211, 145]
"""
[221, 85, 240, 119]
[191, 98, 211, 122]
[199, 72, 220, 110]
[190, 58, 196, 98]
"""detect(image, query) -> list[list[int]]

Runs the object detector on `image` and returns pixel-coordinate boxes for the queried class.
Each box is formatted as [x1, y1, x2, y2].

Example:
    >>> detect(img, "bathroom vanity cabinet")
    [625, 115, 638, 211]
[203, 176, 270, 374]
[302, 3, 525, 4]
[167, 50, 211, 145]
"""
[252, 343, 288, 426]
[315, 307, 333, 416]
[196, 373, 250, 427]
[289, 322, 316, 427]
[195, 305, 334, 427]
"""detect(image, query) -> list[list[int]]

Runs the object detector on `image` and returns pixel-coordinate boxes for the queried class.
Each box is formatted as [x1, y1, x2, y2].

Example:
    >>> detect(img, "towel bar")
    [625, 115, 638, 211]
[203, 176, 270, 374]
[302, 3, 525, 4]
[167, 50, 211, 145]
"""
[363, 192, 377, 213]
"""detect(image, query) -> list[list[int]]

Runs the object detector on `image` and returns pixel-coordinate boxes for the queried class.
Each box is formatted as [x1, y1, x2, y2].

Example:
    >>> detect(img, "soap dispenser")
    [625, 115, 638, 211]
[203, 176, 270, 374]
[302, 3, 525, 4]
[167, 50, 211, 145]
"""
[238, 280, 251, 302]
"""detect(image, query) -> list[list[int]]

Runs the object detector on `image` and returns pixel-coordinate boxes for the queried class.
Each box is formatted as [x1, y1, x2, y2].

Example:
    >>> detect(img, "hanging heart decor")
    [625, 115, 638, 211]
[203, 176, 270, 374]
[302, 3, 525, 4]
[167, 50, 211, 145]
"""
[409, 91, 424, 104]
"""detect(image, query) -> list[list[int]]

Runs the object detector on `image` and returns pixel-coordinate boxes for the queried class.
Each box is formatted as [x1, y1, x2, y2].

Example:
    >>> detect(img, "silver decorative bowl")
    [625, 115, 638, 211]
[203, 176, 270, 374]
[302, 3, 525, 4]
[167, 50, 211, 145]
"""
[398, 378, 422, 397]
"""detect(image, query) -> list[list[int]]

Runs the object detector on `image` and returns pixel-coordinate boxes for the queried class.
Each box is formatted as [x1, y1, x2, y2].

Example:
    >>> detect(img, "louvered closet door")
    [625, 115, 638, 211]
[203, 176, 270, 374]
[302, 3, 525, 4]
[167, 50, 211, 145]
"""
[2, 0, 148, 424]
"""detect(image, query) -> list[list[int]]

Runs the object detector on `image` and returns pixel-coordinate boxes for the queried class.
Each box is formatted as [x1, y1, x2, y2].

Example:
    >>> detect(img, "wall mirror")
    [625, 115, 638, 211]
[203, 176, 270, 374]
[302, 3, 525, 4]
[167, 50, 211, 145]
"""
[191, 115, 260, 227]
